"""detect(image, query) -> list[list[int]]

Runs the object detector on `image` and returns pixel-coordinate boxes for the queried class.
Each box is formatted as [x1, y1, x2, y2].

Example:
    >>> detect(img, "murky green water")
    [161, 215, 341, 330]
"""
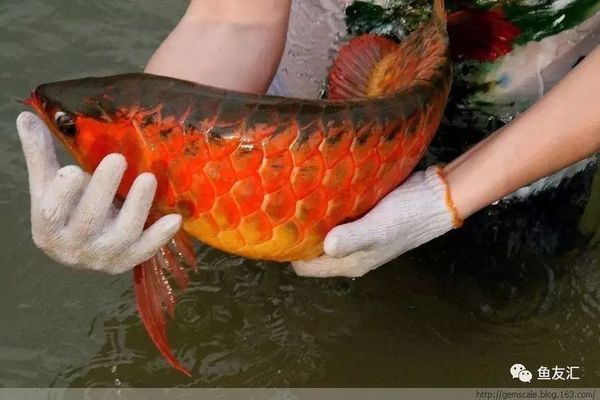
[1, 0, 600, 388]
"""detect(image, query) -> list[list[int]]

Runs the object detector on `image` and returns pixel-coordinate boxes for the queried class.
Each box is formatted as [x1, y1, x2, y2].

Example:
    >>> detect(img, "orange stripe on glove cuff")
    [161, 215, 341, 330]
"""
[433, 165, 463, 228]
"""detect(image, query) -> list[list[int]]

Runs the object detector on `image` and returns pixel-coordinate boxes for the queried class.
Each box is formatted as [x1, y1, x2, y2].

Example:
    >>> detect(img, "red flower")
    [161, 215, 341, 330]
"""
[447, 8, 522, 62]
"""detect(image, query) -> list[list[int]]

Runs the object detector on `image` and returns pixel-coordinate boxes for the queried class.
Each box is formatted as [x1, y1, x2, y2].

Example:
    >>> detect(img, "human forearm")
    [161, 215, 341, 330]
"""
[186, 0, 290, 24]
[145, 0, 291, 93]
[445, 46, 600, 219]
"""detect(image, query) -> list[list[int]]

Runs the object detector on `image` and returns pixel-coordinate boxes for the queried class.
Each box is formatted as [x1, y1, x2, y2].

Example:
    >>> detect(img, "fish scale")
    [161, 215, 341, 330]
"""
[143, 94, 424, 260]
[105, 82, 429, 260]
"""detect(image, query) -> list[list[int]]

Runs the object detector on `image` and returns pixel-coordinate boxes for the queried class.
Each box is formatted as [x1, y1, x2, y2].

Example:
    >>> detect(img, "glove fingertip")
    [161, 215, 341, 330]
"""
[129, 214, 183, 266]
[57, 165, 85, 182]
[291, 259, 331, 278]
[130, 173, 158, 201]
[159, 214, 183, 234]
[101, 153, 127, 171]
[323, 226, 361, 258]
[136, 172, 158, 188]
[17, 111, 42, 132]
[16, 112, 53, 147]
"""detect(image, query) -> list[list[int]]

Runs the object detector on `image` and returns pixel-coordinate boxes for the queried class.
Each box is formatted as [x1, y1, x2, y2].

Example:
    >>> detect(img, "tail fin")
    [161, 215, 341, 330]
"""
[133, 230, 197, 377]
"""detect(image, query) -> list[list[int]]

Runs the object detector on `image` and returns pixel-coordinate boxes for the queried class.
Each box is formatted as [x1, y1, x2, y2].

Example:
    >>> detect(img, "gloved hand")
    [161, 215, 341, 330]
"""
[292, 166, 462, 278]
[17, 112, 182, 274]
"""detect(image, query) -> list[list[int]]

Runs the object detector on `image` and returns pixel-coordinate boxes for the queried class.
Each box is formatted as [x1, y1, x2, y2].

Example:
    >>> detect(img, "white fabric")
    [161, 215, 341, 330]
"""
[292, 166, 456, 277]
[268, 0, 347, 98]
[17, 112, 182, 274]
[478, 11, 600, 108]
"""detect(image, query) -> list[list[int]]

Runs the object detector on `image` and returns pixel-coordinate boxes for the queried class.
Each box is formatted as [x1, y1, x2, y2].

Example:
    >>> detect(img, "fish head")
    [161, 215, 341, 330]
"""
[26, 81, 87, 154]
[26, 76, 147, 193]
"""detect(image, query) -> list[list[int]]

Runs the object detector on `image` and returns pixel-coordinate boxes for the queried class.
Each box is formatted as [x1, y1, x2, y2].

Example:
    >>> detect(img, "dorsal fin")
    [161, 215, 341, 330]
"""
[327, 34, 398, 100]
[433, 0, 446, 27]
[327, 0, 448, 100]
[366, 0, 448, 98]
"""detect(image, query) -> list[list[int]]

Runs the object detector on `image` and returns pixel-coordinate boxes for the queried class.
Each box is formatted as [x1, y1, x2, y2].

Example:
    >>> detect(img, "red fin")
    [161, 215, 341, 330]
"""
[447, 8, 521, 62]
[327, 34, 398, 100]
[134, 261, 191, 377]
[133, 230, 197, 377]
[152, 257, 176, 318]
[433, 0, 446, 27]
[159, 246, 190, 291]
[172, 232, 198, 272]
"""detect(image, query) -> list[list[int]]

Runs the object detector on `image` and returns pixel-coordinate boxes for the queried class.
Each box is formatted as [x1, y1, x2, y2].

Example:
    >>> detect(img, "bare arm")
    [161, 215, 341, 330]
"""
[145, 0, 291, 94]
[446, 46, 600, 219]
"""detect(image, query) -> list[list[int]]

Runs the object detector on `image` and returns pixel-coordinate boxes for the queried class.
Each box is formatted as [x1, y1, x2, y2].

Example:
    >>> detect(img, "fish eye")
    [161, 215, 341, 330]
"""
[54, 111, 76, 136]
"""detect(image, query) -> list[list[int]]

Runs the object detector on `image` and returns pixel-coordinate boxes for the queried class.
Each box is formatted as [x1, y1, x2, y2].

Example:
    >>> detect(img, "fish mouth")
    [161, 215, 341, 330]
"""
[22, 90, 44, 114]
[22, 90, 56, 134]
[22, 89, 81, 162]
[22, 90, 55, 133]
[22, 90, 54, 128]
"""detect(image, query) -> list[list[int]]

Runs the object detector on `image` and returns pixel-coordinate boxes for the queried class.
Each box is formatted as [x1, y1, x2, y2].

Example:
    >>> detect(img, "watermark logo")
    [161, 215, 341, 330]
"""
[519, 370, 533, 383]
[510, 364, 532, 383]
[510, 363, 580, 383]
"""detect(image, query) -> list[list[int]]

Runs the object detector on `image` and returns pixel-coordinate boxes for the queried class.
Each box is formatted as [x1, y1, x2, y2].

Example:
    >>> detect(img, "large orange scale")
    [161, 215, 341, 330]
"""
[28, 0, 450, 376]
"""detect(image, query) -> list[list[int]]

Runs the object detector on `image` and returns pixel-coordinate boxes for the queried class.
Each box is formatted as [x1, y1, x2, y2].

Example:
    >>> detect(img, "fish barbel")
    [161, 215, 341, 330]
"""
[26, 0, 450, 376]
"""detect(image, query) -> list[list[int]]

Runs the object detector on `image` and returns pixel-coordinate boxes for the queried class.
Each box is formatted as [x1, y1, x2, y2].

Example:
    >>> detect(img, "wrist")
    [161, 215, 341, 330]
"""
[185, 0, 291, 25]
[429, 166, 463, 228]
[443, 163, 475, 220]
[442, 161, 491, 221]
[442, 125, 517, 219]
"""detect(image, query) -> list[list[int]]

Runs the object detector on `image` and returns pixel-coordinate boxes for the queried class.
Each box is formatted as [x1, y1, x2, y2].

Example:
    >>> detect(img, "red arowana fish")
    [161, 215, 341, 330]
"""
[26, 0, 450, 376]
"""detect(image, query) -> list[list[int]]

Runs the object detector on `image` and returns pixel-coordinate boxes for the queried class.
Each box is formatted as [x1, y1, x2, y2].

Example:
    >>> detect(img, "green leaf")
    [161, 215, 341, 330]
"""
[345, 2, 387, 35]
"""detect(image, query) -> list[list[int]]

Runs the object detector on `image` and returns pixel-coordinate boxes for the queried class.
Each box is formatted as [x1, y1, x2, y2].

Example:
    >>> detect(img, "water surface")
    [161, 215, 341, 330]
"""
[1, 0, 600, 388]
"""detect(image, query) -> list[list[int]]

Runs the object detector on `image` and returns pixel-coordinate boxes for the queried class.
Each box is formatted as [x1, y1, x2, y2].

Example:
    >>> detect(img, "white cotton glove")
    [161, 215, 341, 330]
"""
[16, 112, 182, 274]
[292, 167, 461, 278]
